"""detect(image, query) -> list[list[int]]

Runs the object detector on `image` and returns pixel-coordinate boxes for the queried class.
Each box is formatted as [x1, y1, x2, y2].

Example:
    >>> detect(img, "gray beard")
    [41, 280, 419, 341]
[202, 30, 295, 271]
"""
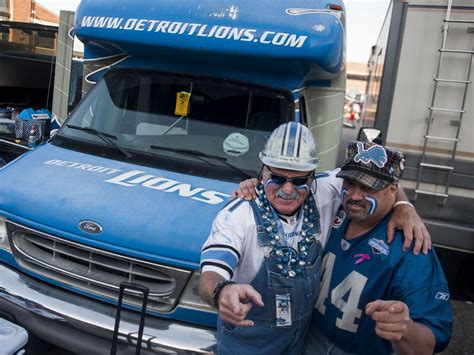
[346, 210, 368, 223]
[345, 201, 368, 222]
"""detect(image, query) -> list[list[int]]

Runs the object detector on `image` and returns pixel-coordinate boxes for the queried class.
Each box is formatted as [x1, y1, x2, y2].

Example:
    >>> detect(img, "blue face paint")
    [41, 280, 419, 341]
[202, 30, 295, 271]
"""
[364, 195, 378, 215]
[294, 184, 310, 193]
[341, 187, 348, 201]
[264, 179, 310, 194]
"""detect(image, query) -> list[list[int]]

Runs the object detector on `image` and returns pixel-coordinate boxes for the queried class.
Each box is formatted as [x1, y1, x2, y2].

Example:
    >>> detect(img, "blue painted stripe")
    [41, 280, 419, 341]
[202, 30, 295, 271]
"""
[201, 249, 239, 270]
[285, 122, 298, 157]
[314, 172, 330, 179]
[294, 110, 300, 123]
[365, 196, 377, 215]
[341, 187, 348, 201]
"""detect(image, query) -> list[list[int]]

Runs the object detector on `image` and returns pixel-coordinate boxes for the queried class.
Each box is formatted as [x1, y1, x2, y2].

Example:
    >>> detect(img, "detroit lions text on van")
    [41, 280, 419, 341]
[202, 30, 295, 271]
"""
[80, 16, 308, 48]
[44, 159, 230, 205]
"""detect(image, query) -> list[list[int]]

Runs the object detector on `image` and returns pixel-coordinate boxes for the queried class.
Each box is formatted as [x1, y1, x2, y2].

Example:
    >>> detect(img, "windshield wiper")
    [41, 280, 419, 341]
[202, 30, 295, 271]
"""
[150, 145, 252, 179]
[65, 124, 132, 158]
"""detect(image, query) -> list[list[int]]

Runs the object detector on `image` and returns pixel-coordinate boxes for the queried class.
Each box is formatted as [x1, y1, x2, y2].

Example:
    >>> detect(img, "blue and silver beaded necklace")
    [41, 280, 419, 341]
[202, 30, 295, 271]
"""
[256, 182, 318, 278]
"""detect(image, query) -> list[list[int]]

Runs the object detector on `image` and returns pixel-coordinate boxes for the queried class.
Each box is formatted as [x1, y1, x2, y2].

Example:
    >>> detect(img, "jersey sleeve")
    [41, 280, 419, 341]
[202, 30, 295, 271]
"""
[389, 247, 452, 352]
[314, 168, 343, 206]
[313, 169, 343, 246]
[200, 199, 247, 280]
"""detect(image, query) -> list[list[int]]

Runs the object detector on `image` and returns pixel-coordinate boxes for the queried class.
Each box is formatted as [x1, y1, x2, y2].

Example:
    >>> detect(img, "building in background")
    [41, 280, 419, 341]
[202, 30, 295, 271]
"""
[0, 0, 60, 114]
[346, 61, 369, 96]
[0, 0, 58, 24]
[344, 61, 369, 127]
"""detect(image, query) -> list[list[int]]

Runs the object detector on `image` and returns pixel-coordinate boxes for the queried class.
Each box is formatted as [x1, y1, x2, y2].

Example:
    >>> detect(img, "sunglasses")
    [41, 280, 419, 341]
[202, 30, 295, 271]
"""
[266, 167, 313, 187]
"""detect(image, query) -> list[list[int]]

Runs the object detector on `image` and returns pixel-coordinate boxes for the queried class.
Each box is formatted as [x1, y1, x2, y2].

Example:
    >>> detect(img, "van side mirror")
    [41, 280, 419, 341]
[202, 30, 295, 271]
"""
[357, 127, 383, 144]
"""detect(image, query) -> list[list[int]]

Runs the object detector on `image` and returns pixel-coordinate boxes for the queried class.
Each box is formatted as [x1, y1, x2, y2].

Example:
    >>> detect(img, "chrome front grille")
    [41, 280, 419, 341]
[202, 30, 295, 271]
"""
[7, 220, 191, 313]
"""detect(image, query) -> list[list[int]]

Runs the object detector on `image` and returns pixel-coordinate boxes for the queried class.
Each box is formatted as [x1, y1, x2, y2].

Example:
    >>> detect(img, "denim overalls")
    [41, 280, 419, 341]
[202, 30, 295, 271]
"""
[217, 201, 323, 355]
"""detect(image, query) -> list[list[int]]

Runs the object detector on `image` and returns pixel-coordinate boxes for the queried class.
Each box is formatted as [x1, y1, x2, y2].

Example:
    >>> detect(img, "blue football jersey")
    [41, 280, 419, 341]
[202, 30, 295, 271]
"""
[312, 207, 452, 354]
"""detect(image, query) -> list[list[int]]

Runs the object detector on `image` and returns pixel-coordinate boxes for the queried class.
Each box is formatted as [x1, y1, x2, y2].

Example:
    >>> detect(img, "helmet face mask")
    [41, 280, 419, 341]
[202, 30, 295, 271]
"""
[259, 122, 319, 172]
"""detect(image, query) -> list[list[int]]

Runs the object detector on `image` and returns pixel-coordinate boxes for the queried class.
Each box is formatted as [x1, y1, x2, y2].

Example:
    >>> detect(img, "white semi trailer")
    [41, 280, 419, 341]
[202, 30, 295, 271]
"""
[363, 0, 473, 300]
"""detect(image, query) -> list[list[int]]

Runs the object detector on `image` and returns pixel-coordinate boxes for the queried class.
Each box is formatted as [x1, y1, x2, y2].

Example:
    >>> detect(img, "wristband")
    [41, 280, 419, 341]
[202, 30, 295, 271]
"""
[393, 201, 414, 209]
[212, 280, 236, 308]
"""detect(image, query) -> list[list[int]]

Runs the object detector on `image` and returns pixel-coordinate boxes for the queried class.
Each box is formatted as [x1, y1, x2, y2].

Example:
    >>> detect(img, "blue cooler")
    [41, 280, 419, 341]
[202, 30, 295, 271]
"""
[0, 318, 28, 355]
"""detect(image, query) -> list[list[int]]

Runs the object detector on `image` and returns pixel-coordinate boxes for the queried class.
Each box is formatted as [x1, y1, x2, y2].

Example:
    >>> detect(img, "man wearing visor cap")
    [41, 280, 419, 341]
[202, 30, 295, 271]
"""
[307, 141, 452, 354]
[198, 123, 430, 354]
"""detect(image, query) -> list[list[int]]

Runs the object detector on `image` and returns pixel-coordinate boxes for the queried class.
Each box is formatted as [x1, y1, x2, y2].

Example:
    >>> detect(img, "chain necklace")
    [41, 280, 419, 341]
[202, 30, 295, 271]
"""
[256, 182, 317, 278]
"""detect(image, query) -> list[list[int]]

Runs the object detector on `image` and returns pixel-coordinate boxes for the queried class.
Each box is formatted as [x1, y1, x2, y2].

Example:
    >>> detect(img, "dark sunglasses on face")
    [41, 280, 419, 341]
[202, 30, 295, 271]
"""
[267, 167, 313, 187]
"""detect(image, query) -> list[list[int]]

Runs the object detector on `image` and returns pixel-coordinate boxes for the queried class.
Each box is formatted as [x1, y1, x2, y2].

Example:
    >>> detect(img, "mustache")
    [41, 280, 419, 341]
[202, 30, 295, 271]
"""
[276, 188, 300, 200]
[346, 199, 366, 207]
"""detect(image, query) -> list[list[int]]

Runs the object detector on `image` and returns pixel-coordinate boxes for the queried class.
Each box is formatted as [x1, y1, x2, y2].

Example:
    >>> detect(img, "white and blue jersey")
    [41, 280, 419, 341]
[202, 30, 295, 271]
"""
[200, 171, 342, 354]
[200, 170, 342, 283]
[309, 207, 452, 354]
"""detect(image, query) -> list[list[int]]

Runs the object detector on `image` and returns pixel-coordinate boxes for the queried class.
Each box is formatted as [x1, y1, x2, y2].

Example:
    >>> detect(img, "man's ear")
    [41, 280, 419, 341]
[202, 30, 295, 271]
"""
[259, 166, 269, 184]
[389, 183, 398, 198]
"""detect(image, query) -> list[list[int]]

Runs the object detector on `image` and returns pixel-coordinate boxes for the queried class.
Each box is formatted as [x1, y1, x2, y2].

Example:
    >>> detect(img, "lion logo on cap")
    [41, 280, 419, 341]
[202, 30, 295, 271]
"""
[354, 142, 388, 168]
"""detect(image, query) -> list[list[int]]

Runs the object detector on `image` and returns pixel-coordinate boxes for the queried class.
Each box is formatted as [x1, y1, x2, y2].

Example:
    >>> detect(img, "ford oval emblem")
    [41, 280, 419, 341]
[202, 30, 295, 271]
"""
[78, 221, 103, 234]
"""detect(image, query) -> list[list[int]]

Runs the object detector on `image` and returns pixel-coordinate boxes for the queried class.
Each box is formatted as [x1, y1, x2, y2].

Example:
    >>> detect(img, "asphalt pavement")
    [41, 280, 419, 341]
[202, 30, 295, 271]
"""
[442, 300, 474, 354]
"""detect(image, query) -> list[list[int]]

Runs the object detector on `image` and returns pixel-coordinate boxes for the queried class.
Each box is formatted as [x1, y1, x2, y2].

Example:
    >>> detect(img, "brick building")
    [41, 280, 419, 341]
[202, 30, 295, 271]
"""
[0, 0, 58, 25]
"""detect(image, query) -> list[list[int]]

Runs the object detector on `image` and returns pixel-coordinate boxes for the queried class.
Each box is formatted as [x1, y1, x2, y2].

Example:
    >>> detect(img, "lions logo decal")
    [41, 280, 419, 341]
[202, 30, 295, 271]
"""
[354, 142, 388, 168]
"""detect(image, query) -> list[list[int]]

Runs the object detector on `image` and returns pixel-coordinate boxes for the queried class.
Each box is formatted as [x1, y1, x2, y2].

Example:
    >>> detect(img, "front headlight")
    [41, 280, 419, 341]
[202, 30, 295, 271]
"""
[0, 216, 11, 252]
[180, 271, 216, 313]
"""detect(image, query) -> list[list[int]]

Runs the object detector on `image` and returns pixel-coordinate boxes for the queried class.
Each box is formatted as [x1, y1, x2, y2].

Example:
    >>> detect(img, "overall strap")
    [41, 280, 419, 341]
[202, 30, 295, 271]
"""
[249, 200, 272, 247]
[312, 201, 322, 235]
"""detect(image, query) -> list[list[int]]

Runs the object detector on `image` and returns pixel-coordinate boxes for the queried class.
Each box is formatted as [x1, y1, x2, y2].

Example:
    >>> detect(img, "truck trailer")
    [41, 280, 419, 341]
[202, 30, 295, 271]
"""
[0, 1, 346, 352]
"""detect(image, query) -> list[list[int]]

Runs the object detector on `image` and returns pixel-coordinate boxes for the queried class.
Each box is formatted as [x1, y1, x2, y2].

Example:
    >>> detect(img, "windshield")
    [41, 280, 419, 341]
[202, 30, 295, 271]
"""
[55, 68, 292, 181]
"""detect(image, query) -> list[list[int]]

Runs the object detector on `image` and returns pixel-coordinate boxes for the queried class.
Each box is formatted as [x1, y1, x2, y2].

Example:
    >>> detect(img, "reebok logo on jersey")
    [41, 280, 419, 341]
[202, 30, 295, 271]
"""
[435, 292, 450, 301]
[368, 238, 390, 256]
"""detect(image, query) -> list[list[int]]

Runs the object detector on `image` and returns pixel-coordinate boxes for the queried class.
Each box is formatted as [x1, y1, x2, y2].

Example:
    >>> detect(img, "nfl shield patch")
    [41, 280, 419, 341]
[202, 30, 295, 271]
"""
[368, 238, 390, 256]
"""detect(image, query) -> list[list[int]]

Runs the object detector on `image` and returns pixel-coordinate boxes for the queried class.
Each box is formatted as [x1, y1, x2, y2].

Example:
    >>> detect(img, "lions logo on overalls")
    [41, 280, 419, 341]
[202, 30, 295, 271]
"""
[354, 142, 387, 168]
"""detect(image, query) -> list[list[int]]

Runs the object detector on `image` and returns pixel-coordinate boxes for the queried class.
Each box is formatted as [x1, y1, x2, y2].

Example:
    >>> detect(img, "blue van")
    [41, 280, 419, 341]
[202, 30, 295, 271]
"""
[0, 0, 345, 352]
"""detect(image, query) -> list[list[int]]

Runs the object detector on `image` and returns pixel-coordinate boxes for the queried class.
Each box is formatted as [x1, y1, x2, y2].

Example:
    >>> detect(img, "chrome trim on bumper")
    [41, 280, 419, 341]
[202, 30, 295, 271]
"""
[0, 264, 216, 354]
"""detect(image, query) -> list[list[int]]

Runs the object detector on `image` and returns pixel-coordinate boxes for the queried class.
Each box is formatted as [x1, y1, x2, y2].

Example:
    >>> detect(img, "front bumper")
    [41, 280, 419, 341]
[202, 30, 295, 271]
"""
[0, 263, 216, 354]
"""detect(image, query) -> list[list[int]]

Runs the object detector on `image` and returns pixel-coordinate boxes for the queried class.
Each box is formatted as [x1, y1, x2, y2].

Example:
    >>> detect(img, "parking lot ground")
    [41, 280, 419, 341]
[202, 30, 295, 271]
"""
[442, 300, 474, 354]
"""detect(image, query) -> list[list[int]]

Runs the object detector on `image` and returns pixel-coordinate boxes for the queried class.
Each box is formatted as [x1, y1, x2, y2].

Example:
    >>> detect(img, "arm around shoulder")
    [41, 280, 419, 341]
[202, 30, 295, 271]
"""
[388, 184, 431, 255]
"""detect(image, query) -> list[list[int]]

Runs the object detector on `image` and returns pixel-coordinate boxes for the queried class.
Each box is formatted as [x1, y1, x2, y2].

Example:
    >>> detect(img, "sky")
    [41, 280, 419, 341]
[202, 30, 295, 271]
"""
[37, 0, 391, 63]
